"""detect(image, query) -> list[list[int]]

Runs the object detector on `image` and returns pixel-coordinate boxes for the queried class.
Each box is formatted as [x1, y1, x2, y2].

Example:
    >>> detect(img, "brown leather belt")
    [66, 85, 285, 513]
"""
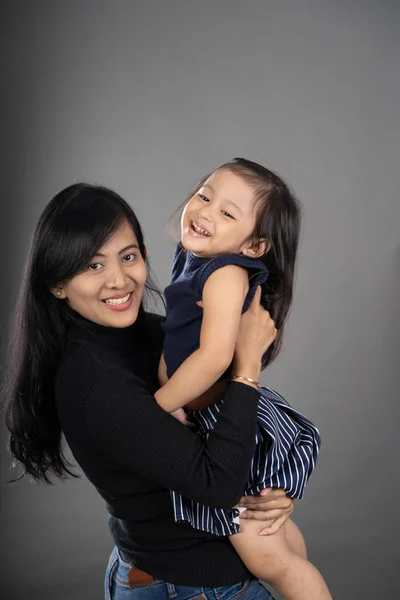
[128, 565, 156, 588]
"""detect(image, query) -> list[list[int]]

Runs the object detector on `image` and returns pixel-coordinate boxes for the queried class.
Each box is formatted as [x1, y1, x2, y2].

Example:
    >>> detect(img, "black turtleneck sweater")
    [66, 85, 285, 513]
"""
[55, 308, 260, 586]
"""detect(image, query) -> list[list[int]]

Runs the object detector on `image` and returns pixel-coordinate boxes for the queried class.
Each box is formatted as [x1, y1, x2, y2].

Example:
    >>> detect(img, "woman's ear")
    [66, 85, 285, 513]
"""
[50, 286, 66, 299]
[241, 238, 271, 259]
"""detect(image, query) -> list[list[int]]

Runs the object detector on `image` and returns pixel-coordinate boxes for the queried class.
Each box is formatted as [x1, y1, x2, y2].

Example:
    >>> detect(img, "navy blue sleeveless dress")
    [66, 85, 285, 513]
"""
[162, 246, 321, 536]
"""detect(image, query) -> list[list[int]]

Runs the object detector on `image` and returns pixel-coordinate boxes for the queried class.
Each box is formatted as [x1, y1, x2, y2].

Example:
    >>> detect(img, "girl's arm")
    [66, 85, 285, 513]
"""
[154, 265, 249, 412]
[158, 353, 168, 386]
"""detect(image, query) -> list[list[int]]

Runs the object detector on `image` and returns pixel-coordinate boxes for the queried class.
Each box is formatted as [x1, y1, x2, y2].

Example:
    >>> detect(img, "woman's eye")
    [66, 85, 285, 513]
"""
[88, 263, 101, 270]
[198, 194, 210, 202]
[123, 254, 136, 262]
[221, 210, 234, 219]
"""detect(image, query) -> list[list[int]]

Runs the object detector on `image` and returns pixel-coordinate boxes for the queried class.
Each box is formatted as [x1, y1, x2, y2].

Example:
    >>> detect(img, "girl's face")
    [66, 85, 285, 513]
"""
[181, 169, 261, 258]
[54, 221, 147, 328]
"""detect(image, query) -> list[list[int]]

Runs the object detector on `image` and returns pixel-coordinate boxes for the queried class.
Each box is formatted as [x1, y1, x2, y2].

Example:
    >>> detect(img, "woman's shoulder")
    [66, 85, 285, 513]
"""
[56, 341, 124, 390]
[55, 341, 153, 417]
[57, 312, 164, 389]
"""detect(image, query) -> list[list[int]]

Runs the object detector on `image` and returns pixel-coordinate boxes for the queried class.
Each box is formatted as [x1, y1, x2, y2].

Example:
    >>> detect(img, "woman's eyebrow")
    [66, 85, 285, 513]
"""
[118, 244, 139, 255]
[93, 244, 139, 258]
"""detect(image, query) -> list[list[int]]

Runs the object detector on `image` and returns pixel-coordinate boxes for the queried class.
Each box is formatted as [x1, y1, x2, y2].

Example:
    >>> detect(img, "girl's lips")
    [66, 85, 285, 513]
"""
[189, 221, 211, 238]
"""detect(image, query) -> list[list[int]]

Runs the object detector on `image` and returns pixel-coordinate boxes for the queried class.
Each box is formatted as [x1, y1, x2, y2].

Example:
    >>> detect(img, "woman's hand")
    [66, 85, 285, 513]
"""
[232, 287, 277, 383]
[237, 487, 294, 536]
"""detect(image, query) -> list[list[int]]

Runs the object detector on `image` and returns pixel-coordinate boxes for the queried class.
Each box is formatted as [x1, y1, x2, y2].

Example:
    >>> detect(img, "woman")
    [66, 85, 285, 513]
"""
[5, 183, 294, 599]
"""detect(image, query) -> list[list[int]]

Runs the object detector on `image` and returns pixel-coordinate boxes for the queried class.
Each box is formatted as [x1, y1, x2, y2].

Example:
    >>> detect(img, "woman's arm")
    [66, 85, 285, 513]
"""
[155, 265, 248, 412]
[85, 288, 275, 508]
[238, 487, 294, 535]
[86, 376, 259, 508]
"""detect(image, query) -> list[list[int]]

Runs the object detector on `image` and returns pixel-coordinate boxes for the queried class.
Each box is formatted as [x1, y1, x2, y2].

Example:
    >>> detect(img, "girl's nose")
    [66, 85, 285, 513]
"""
[198, 206, 212, 220]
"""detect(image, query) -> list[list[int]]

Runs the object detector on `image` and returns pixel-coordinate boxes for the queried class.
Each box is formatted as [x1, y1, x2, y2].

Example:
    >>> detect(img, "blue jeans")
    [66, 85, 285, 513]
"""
[105, 547, 273, 599]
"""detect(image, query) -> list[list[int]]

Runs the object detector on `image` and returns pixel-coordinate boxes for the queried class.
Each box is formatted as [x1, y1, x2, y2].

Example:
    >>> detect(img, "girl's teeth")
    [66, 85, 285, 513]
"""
[104, 293, 131, 306]
[193, 223, 210, 236]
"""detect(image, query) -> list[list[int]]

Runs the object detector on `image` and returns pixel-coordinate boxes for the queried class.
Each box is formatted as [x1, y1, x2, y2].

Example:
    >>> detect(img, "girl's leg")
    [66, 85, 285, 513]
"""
[229, 518, 332, 600]
[285, 519, 307, 559]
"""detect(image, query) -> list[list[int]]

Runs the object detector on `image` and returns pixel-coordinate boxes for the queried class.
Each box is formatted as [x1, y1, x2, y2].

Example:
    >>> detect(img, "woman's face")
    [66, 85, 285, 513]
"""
[56, 221, 147, 328]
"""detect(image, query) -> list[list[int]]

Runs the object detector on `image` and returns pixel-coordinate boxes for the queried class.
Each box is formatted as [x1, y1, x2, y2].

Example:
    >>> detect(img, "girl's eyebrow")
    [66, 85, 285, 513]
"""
[203, 183, 242, 215]
[93, 244, 139, 258]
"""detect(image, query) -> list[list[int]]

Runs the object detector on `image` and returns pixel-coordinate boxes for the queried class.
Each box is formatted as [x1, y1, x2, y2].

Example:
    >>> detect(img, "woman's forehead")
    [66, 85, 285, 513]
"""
[98, 221, 139, 254]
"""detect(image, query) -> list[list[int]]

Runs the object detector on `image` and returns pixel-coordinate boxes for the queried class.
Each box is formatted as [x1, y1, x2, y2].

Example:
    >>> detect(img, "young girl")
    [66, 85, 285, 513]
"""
[155, 158, 332, 600]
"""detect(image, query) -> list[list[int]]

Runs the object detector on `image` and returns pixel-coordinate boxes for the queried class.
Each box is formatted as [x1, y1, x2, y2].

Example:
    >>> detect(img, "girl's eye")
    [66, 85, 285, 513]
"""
[198, 194, 210, 202]
[221, 210, 234, 219]
[88, 263, 102, 270]
[123, 254, 136, 262]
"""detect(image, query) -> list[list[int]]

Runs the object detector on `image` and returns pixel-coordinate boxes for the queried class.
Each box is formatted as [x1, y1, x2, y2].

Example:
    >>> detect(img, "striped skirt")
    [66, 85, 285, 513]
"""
[170, 386, 321, 536]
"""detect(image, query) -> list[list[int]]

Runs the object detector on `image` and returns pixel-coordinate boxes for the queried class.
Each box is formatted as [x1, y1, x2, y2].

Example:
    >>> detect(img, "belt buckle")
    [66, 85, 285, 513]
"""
[128, 565, 155, 588]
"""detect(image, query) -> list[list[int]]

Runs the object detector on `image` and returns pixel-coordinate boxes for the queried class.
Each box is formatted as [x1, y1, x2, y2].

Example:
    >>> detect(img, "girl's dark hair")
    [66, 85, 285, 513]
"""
[3, 183, 163, 482]
[172, 157, 301, 368]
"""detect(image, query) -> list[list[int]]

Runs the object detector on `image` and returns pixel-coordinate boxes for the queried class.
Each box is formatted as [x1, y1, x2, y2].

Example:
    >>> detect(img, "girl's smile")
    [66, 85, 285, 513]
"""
[189, 219, 212, 238]
[181, 169, 261, 258]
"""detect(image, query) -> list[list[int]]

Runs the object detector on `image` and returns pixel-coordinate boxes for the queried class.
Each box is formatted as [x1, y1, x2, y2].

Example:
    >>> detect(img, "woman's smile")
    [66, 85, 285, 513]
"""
[102, 291, 133, 310]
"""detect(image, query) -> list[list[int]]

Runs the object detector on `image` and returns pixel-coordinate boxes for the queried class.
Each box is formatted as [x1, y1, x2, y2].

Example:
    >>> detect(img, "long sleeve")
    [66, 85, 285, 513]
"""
[85, 370, 259, 508]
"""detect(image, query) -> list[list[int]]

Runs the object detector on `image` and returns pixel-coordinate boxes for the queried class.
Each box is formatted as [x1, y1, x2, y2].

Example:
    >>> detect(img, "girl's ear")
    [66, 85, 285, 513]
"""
[241, 238, 271, 259]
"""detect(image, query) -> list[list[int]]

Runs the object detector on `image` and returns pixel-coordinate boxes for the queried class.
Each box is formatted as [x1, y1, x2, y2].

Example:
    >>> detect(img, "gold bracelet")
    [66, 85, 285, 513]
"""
[231, 374, 260, 388]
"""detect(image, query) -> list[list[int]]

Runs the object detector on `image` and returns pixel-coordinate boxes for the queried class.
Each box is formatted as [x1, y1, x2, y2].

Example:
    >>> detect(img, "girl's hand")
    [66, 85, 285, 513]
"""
[171, 408, 193, 427]
[233, 287, 277, 380]
[237, 487, 294, 535]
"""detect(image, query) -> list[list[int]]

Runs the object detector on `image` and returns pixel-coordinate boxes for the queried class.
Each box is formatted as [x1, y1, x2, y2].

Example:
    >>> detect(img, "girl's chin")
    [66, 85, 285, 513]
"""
[182, 232, 210, 249]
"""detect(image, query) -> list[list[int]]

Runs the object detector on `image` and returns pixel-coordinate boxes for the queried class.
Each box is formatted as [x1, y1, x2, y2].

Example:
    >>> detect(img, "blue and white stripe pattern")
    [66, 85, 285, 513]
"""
[170, 385, 321, 536]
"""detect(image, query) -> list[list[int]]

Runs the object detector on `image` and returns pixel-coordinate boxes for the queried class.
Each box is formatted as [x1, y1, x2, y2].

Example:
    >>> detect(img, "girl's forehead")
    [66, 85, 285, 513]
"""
[204, 169, 256, 212]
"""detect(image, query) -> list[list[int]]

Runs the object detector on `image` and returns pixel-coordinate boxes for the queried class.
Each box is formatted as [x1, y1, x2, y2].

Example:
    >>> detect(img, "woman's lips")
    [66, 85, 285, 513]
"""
[102, 292, 133, 311]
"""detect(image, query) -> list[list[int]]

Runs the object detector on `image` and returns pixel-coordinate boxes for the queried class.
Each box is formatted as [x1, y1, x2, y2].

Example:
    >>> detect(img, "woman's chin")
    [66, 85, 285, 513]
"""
[102, 301, 141, 327]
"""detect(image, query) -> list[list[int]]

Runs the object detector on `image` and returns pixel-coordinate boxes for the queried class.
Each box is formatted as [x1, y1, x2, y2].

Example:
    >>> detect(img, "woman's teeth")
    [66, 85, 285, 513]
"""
[191, 222, 211, 236]
[103, 293, 131, 306]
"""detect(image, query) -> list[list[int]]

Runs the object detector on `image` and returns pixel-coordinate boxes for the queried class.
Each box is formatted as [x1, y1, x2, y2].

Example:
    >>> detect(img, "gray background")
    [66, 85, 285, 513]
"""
[1, 1, 399, 598]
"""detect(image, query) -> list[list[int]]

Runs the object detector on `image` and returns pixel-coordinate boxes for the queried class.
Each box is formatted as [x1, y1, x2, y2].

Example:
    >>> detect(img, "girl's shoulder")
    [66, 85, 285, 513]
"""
[195, 254, 268, 293]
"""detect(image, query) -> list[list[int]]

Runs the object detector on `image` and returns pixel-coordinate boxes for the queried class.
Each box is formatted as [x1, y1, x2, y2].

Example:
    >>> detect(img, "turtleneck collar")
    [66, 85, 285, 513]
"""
[64, 305, 145, 349]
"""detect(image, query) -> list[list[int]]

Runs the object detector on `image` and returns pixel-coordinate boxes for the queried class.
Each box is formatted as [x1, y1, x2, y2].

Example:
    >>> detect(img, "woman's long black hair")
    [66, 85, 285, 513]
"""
[3, 183, 163, 482]
[172, 158, 301, 369]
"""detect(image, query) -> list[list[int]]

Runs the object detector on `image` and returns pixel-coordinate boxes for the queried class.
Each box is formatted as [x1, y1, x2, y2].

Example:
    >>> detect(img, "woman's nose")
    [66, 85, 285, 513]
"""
[105, 265, 128, 288]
